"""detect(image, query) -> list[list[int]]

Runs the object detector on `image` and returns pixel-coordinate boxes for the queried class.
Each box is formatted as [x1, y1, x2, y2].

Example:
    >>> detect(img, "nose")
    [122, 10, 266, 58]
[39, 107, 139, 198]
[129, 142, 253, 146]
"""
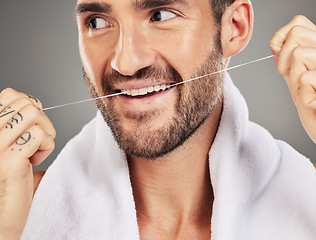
[111, 26, 156, 76]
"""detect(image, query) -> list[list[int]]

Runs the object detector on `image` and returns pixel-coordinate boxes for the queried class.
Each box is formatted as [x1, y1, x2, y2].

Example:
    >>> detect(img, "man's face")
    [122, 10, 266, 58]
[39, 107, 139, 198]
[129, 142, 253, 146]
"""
[76, 0, 224, 159]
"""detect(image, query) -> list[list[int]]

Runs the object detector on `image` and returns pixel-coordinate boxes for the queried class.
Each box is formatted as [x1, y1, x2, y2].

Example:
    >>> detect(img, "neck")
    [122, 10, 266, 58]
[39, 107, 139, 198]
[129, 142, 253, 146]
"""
[128, 101, 222, 235]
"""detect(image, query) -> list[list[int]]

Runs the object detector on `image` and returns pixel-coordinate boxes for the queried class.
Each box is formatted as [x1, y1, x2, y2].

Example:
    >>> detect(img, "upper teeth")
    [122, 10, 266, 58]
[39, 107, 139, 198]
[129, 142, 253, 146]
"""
[122, 84, 171, 96]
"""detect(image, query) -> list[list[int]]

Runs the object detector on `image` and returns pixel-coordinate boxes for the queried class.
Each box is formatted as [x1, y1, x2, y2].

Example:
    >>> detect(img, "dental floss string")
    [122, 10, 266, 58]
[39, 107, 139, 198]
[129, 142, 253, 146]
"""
[168, 55, 274, 88]
[43, 92, 124, 111]
[42, 54, 274, 112]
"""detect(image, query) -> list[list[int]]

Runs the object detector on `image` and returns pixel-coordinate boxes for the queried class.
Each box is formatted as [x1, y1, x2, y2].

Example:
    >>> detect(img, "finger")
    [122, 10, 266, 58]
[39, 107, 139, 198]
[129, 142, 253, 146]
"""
[25, 94, 42, 109]
[29, 149, 54, 166]
[0, 97, 41, 130]
[0, 104, 56, 151]
[287, 47, 316, 98]
[270, 32, 286, 56]
[0, 88, 42, 112]
[270, 15, 316, 52]
[7, 125, 55, 166]
[19, 104, 56, 138]
[270, 15, 316, 65]
[297, 71, 316, 109]
[277, 15, 316, 37]
[277, 26, 316, 75]
[0, 98, 34, 130]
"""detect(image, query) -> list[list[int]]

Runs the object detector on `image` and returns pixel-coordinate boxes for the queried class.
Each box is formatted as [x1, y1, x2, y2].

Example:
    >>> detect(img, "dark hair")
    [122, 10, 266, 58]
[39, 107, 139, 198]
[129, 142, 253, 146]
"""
[211, 0, 235, 25]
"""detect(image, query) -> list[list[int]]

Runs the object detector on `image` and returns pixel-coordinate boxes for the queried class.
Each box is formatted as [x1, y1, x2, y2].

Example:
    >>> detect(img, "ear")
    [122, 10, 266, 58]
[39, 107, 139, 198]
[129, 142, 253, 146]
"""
[220, 0, 253, 58]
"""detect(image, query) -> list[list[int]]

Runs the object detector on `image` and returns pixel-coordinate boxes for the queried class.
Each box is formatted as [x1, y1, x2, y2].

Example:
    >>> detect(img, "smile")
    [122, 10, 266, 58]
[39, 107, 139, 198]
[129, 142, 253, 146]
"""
[118, 84, 172, 97]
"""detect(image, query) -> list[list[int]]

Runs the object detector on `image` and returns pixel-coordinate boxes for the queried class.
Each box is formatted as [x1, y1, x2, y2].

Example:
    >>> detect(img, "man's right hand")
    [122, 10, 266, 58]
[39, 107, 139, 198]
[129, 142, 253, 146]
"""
[0, 88, 56, 240]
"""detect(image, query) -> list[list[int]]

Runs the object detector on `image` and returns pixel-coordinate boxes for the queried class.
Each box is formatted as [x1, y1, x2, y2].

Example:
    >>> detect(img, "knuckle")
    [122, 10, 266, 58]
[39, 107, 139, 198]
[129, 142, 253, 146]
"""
[38, 129, 47, 141]
[32, 125, 55, 146]
[292, 46, 303, 59]
[292, 15, 308, 24]
[0, 88, 19, 101]
[30, 125, 44, 139]
[50, 127, 57, 140]
[1, 88, 17, 95]
[9, 95, 41, 110]
[16, 97, 33, 108]
[290, 25, 302, 37]
[44, 122, 56, 140]
[45, 124, 56, 140]
[277, 65, 286, 75]
[299, 72, 310, 86]
[26, 94, 42, 109]
[23, 104, 41, 120]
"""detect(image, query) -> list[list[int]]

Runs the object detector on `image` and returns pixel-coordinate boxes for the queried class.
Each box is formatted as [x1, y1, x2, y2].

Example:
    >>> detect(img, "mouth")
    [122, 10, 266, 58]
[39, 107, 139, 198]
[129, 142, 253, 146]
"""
[115, 83, 175, 98]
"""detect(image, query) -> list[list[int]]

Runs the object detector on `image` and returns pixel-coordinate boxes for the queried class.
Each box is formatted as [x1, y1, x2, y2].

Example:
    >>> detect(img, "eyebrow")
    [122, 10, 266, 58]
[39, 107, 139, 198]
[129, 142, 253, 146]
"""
[75, 2, 112, 15]
[133, 0, 189, 10]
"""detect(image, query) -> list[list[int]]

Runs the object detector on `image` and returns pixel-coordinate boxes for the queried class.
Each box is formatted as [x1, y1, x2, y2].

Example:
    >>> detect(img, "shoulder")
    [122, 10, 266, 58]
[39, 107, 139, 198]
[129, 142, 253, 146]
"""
[33, 169, 47, 196]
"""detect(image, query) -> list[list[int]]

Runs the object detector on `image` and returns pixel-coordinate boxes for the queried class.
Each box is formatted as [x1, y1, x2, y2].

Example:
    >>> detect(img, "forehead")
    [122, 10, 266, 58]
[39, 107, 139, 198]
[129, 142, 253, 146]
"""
[76, 0, 193, 4]
[75, 0, 200, 11]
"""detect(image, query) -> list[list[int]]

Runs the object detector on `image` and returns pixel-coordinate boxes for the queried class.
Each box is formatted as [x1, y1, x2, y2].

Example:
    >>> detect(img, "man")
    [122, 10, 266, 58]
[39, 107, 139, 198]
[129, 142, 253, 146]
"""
[0, 0, 316, 239]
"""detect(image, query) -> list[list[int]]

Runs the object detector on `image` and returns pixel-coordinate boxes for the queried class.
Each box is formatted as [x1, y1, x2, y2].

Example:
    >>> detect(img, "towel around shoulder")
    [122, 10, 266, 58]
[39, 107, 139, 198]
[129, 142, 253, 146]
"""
[22, 73, 316, 240]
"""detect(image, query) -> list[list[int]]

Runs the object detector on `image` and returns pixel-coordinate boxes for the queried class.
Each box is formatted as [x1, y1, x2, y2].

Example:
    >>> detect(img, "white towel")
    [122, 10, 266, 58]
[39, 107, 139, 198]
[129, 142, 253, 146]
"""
[22, 73, 316, 239]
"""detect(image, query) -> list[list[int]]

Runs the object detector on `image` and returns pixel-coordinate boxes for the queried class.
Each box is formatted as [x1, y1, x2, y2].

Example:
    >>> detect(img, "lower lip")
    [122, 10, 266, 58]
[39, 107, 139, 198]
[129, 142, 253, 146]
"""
[117, 87, 175, 105]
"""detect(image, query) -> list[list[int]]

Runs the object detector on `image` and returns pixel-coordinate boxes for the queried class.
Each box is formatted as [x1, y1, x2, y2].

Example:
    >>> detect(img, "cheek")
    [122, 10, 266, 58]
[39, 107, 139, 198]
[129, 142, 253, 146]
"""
[150, 27, 216, 80]
[79, 36, 114, 91]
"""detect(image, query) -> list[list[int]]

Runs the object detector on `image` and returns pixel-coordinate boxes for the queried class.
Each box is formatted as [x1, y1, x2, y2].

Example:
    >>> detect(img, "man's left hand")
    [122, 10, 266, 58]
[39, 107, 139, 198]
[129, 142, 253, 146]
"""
[270, 15, 316, 143]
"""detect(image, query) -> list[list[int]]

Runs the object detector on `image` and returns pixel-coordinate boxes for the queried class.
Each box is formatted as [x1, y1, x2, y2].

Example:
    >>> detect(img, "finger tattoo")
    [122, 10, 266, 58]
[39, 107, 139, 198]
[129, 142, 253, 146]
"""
[5, 122, 13, 129]
[12, 112, 23, 123]
[27, 94, 38, 103]
[16, 131, 31, 145]
[5, 112, 23, 129]
[0, 109, 15, 119]
[17, 112, 23, 121]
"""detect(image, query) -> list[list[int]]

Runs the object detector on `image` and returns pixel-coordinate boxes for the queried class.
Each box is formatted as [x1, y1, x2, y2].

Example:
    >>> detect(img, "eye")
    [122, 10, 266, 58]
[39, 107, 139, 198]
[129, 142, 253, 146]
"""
[88, 17, 111, 29]
[150, 10, 177, 22]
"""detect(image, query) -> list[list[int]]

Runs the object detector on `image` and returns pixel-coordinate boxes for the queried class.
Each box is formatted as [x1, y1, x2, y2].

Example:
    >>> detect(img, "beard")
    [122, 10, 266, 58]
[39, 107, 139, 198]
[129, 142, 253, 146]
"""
[84, 38, 224, 160]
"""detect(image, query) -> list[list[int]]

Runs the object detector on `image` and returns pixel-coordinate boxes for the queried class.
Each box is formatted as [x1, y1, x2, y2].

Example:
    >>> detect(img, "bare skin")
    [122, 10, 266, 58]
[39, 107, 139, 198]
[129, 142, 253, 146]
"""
[0, 89, 55, 240]
[128, 102, 222, 239]
[32, 170, 46, 196]
[270, 15, 316, 144]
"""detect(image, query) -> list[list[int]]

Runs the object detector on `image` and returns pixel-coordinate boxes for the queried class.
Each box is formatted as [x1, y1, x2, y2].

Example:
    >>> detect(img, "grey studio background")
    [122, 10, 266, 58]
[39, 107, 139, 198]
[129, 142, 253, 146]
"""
[0, 0, 315, 169]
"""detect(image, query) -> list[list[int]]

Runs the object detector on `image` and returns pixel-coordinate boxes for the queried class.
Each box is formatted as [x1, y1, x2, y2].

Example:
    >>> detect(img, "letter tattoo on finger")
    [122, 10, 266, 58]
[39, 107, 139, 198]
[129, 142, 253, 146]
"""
[5, 122, 13, 129]
[16, 131, 31, 145]
[17, 112, 23, 121]
[12, 112, 23, 123]
[5, 112, 23, 129]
